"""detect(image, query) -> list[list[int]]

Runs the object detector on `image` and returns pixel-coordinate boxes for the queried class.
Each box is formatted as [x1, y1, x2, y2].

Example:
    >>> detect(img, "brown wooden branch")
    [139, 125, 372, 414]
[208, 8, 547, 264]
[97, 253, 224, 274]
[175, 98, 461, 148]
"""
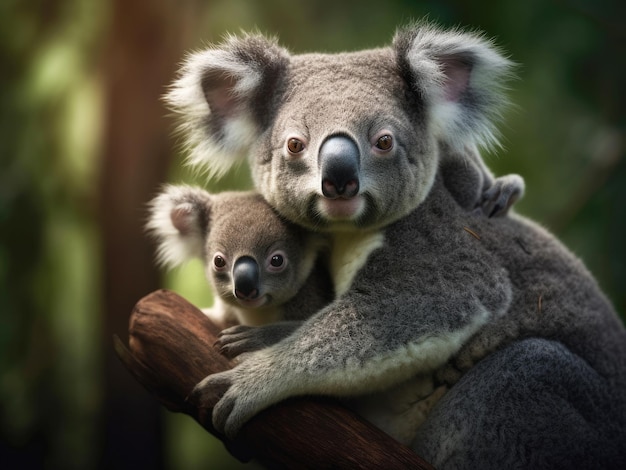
[114, 289, 434, 469]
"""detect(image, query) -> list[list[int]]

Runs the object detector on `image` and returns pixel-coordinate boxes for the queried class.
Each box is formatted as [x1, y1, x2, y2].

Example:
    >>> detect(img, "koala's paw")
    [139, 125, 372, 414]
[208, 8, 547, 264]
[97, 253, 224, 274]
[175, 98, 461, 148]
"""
[189, 358, 277, 438]
[480, 174, 525, 218]
[216, 325, 263, 359]
[217, 322, 303, 359]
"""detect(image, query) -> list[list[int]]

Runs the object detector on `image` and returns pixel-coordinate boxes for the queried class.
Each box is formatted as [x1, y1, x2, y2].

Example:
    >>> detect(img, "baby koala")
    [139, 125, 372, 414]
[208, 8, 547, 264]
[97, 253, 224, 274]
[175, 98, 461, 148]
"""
[147, 185, 333, 330]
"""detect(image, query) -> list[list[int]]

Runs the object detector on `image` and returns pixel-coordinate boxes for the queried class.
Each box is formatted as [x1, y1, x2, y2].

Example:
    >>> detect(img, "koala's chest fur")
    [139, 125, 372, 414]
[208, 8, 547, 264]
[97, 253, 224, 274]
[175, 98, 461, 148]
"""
[329, 230, 386, 297]
[207, 294, 285, 328]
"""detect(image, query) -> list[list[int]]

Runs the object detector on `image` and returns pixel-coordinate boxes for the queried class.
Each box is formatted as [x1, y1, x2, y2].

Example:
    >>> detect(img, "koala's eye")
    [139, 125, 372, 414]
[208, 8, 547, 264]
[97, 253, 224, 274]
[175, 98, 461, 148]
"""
[267, 251, 288, 272]
[375, 134, 393, 151]
[213, 253, 227, 270]
[287, 138, 305, 154]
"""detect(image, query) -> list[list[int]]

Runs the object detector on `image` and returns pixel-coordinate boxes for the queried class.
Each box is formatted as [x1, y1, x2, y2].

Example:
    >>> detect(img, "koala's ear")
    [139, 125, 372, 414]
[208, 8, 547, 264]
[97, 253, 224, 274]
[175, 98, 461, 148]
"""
[165, 34, 290, 177]
[394, 22, 514, 151]
[146, 185, 212, 266]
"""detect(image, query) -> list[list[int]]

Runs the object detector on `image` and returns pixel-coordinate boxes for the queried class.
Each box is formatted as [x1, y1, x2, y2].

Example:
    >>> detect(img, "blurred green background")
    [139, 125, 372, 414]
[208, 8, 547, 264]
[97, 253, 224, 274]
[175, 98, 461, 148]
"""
[1, 0, 624, 468]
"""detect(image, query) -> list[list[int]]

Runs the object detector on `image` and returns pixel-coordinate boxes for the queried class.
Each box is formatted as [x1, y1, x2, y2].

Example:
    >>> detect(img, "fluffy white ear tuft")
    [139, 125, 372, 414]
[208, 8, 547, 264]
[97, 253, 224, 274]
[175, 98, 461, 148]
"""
[395, 22, 515, 152]
[164, 34, 290, 178]
[146, 185, 212, 267]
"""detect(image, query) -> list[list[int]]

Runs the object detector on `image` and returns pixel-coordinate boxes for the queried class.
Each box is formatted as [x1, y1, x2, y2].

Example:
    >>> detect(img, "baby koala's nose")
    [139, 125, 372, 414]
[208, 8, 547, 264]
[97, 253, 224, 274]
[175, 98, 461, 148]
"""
[233, 256, 260, 300]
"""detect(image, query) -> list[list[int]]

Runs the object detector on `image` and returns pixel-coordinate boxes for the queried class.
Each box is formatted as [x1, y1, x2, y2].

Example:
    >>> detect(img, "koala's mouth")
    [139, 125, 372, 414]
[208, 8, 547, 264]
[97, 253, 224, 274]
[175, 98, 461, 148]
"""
[236, 294, 270, 309]
[318, 195, 364, 220]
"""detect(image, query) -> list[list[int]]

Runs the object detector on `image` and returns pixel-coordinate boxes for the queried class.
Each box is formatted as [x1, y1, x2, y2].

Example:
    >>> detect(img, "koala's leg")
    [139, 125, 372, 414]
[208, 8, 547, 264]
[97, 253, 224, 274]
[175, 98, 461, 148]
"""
[349, 375, 447, 445]
[412, 338, 624, 470]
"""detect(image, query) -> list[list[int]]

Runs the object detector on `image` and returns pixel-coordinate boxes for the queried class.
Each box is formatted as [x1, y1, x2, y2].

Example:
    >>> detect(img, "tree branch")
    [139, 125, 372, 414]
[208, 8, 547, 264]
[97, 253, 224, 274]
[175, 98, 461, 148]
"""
[114, 289, 433, 469]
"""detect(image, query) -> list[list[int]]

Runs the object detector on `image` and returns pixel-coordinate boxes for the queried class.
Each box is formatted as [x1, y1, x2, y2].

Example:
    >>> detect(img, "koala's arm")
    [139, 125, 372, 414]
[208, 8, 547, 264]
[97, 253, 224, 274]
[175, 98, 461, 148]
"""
[190, 189, 513, 438]
[440, 144, 524, 218]
[463, 145, 525, 217]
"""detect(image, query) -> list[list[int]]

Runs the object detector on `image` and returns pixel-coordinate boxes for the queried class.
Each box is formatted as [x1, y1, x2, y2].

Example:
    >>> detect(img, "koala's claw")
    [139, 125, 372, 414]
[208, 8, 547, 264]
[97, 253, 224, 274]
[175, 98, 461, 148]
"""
[480, 174, 525, 218]
[219, 325, 254, 337]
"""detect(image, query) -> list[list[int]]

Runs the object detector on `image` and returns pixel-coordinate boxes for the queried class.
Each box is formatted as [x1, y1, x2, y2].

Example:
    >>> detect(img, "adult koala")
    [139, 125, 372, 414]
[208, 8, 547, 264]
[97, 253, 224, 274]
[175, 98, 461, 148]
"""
[166, 23, 626, 468]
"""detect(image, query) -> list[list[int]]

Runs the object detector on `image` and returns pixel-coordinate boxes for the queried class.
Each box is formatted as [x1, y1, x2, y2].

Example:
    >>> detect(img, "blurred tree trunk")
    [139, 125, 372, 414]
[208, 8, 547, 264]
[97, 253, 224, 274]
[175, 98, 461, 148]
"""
[97, 1, 200, 468]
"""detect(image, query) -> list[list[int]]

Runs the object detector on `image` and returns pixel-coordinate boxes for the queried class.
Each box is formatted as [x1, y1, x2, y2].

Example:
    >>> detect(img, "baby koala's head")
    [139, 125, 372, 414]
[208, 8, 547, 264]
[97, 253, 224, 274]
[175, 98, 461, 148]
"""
[147, 185, 323, 315]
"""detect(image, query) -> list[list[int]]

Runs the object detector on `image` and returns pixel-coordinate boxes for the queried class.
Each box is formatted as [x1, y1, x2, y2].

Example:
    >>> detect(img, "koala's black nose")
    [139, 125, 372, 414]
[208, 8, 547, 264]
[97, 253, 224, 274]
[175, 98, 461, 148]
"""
[233, 256, 260, 300]
[319, 135, 360, 199]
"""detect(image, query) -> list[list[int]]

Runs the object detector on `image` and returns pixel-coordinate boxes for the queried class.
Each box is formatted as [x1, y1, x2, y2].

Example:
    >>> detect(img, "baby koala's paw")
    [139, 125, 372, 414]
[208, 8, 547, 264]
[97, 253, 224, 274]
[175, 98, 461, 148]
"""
[216, 322, 303, 359]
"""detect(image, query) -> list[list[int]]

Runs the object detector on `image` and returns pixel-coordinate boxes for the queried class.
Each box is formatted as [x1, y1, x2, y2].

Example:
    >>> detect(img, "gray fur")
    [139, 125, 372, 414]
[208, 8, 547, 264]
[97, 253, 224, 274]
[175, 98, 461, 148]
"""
[147, 185, 332, 327]
[166, 22, 626, 469]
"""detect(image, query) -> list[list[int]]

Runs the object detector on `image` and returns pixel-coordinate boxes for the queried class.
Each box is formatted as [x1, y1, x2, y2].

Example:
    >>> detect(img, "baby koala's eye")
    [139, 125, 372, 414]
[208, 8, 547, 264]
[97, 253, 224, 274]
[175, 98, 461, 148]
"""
[375, 134, 393, 151]
[213, 253, 227, 270]
[287, 138, 305, 154]
[267, 251, 288, 272]
[270, 254, 284, 267]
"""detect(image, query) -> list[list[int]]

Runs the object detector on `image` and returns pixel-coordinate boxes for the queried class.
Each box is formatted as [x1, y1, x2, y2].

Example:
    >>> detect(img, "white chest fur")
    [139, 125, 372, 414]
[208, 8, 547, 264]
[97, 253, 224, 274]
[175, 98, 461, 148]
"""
[329, 230, 385, 297]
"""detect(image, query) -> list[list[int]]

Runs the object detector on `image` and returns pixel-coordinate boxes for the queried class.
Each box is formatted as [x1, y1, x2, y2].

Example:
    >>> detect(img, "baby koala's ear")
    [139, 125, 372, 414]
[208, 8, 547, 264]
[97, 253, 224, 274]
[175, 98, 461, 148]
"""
[394, 22, 514, 152]
[165, 33, 290, 178]
[146, 185, 213, 266]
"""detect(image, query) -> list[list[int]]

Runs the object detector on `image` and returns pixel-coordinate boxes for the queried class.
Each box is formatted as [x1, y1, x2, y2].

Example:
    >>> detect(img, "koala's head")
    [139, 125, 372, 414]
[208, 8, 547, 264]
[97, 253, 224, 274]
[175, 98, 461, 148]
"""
[166, 22, 512, 232]
[147, 185, 320, 309]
